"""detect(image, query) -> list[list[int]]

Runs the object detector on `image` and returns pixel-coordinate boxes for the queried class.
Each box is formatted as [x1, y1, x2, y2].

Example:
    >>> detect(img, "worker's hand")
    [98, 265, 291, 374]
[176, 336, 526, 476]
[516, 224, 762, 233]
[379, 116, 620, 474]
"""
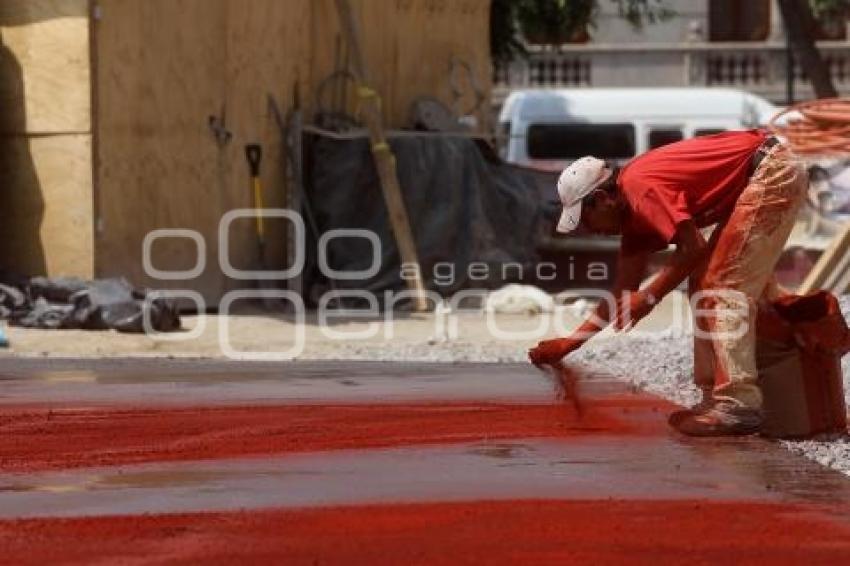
[613, 290, 656, 331]
[528, 338, 582, 368]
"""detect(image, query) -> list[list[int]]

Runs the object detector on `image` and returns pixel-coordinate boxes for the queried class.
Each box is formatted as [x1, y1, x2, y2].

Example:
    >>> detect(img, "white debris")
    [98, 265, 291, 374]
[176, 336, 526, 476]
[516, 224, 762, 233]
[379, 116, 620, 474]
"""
[427, 300, 453, 344]
[484, 284, 555, 315]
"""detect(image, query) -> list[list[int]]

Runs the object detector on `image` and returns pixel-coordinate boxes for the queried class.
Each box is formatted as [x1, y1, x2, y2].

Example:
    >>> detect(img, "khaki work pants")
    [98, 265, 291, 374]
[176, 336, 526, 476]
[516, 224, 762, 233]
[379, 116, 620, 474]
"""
[688, 145, 807, 409]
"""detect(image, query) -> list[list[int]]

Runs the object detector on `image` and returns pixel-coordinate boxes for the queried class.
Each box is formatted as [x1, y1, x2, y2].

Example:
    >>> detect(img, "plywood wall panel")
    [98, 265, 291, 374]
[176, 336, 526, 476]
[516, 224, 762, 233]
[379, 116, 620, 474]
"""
[0, 135, 94, 277]
[308, 0, 491, 129]
[92, 0, 492, 301]
[220, 0, 311, 285]
[0, 0, 93, 278]
[94, 0, 228, 301]
[0, 0, 90, 134]
[1, 0, 492, 297]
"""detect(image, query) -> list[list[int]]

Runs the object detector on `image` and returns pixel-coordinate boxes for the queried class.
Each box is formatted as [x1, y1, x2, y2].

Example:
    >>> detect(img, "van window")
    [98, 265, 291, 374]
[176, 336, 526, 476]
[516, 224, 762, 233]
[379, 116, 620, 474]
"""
[648, 129, 683, 149]
[694, 128, 727, 137]
[527, 124, 636, 160]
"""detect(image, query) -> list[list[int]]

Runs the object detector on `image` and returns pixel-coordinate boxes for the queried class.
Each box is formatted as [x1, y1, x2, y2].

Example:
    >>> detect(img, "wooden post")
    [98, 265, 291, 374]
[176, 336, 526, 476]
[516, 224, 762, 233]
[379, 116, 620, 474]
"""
[798, 223, 850, 294]
[333, 0, 430, 312]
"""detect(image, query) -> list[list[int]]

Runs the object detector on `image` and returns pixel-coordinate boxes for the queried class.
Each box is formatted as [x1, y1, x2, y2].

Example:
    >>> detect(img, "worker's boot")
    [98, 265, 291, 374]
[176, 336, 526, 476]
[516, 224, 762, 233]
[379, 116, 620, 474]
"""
[667, 387, 714, 428]
[671, 399, 762, 437]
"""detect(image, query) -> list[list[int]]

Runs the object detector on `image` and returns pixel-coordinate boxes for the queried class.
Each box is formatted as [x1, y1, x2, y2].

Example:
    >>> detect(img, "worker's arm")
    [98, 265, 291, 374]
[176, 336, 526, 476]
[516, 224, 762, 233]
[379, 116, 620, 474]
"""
[528, 250, 650, 366]
[611, 219, 709, 330]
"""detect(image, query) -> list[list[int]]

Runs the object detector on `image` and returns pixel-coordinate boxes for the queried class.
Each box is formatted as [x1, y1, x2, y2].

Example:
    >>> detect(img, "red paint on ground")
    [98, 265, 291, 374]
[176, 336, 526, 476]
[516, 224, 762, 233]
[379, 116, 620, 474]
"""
[0, 397, 670, 472]
[2, 499, 848, 565]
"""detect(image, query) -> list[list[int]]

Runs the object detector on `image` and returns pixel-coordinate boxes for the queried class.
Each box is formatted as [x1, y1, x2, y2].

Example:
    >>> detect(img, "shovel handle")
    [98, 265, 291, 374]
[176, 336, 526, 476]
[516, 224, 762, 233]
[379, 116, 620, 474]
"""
[253, 177, 265, 240]
[245, 144, 264, 240]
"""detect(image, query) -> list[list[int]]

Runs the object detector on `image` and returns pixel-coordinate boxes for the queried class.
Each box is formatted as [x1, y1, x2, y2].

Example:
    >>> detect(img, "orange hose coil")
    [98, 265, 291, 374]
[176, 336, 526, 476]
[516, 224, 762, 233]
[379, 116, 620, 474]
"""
[768, 98, 850, 156]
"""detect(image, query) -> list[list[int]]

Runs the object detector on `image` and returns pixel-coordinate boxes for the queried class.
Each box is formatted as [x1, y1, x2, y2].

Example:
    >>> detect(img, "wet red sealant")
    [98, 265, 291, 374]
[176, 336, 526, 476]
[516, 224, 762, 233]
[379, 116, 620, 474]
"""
[0, 397, 671, 473]
[1, 499, 848, 565]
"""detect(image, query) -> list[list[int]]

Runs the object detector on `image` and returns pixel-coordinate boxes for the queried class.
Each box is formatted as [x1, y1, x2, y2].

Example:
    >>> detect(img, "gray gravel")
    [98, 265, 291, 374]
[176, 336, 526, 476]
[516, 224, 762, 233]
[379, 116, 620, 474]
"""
[573, 331, 850, 478]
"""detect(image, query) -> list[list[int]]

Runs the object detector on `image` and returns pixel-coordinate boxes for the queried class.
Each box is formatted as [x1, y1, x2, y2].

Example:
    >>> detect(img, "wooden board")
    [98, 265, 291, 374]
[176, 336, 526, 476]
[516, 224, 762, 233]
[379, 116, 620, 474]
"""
[390, 0, 491, 130]
[92, 0, 492, 304]
[798, 223, 850, 295]
[0, 0, 94, 278]
[220, 0, 311, 291]
[308, 0, 492, 130]
[94, 0, 228, 302]
[0, 134, 94, 277]
[94, 0, 316, 303]
[0, 0, 91, 134]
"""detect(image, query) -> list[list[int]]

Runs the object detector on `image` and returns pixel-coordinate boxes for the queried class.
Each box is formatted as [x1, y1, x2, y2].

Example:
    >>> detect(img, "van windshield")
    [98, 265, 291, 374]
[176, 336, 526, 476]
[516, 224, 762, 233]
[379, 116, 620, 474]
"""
[527, 123, 636, 160]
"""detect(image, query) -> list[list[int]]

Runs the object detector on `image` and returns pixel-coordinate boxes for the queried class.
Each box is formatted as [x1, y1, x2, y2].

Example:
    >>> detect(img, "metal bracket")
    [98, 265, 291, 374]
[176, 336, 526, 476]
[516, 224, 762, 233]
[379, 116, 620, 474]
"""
[208, 106, 233, 148]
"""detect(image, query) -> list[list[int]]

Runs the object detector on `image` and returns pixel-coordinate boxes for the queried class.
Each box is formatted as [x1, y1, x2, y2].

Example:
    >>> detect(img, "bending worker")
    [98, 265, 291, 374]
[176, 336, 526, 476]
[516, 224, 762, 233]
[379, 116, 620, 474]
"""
[528, 130, 807, 436]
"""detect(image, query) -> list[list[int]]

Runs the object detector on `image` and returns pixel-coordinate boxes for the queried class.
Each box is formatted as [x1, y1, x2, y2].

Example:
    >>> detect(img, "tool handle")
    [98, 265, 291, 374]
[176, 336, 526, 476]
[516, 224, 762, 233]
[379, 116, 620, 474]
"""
[246, 144, 265, 241]
[245, 144, 263, 177]
[253, 178, 265, 240]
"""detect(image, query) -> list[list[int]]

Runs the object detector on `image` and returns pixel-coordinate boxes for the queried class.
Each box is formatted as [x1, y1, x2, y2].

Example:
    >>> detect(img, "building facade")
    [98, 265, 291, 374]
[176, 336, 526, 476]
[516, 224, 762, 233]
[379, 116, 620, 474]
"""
[494, 0, 850, 104]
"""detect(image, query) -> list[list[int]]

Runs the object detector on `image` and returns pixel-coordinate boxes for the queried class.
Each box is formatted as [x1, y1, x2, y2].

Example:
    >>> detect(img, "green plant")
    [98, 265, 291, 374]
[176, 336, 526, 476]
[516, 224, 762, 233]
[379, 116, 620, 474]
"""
[490, 0, 527, 64]
[516, 0, 596, 45]
[490, 0, 676, 64]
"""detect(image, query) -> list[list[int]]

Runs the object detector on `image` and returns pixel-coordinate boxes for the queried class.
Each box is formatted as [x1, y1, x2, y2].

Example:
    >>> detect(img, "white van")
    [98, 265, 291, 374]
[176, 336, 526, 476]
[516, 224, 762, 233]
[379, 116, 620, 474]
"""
[498, 88, 780, 170]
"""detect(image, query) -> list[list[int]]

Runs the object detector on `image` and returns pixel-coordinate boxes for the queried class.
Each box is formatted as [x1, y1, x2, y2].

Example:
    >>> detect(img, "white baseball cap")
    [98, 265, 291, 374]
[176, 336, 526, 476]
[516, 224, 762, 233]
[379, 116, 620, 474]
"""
[555, 156, 613, 234]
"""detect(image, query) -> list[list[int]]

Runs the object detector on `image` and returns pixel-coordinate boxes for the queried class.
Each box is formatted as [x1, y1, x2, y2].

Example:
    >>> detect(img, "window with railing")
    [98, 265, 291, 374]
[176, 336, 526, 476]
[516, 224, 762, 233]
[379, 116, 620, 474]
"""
[528, 56, 591, 86]
[794, 54, 850, 83]
[492, 54, 591, 88]
[814, 11, 847, 40]
[709, 0, 770, 42]
[706, 53, 767, 85]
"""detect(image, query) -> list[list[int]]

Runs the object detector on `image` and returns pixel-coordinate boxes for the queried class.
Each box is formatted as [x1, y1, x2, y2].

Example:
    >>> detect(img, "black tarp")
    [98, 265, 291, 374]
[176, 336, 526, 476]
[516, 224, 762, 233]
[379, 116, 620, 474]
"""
[0, 274, 180, 333]
[304, 131, 558, 303]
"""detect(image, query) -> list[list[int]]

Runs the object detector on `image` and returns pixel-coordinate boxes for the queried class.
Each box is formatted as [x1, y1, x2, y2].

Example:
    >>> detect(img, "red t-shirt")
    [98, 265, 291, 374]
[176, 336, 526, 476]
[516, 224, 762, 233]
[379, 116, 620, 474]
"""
[618, 129, 768, 255]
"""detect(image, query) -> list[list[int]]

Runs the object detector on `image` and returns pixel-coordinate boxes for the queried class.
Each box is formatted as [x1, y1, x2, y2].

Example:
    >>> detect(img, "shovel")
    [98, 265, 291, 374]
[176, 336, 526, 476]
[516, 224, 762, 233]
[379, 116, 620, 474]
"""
[245, 144, 266, 260]
[244, 144, 280, 308]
